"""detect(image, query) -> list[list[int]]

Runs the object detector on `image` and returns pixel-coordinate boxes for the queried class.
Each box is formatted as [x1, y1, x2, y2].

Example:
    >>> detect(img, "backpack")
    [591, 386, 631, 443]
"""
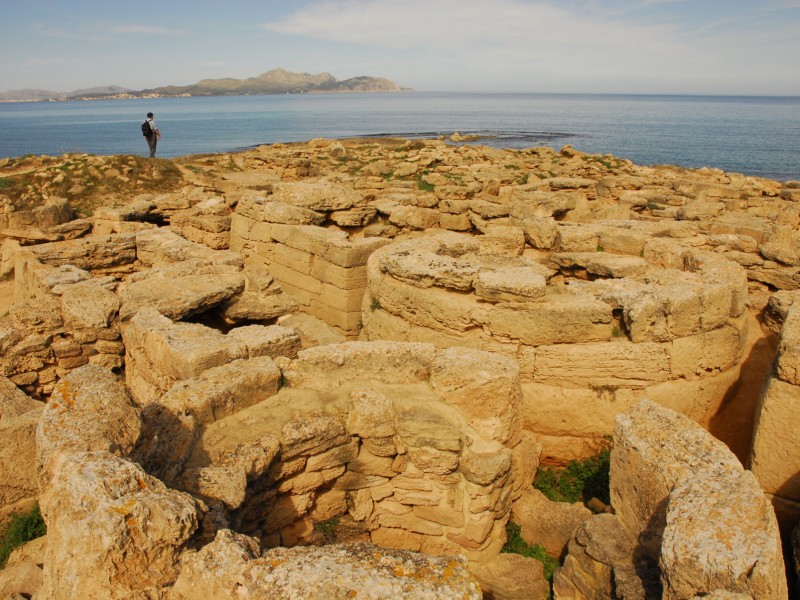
[141, 120, 152, 136]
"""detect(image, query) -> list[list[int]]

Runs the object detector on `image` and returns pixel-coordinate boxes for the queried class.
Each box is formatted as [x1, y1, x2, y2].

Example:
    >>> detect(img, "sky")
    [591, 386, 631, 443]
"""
[1, 0, 799, 96]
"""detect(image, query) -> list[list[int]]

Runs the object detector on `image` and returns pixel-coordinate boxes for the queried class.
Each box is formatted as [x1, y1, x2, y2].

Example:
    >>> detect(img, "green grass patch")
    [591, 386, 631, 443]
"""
[0, 177, 13, 190]
[417, 175, 435, 192]
[502, 521, 559, 584]
[534, 444, 611, 505]
[517, 173, 530, 185]
[314, 517, 340, 544]
[0, 504, 46, 568]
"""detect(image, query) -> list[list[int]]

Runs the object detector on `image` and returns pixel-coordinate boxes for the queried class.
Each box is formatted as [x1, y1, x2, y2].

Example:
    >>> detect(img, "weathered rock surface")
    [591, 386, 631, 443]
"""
[35, 364, 141, 489]
[39, 451, 198, 600]
[555, 400, 787, 600]
[170, 533, 481, 599]
[511, 488, 592, 559]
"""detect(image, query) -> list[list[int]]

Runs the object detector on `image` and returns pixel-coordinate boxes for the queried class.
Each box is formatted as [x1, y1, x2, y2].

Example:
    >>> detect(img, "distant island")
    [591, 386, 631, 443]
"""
[0, 68, 410, 102]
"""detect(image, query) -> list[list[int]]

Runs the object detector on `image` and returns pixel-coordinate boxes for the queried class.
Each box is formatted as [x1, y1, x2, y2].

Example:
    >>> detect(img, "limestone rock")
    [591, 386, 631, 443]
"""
[470, 552, 549, 600]
[30, 233, 137, 270]
[36, 364, 141, 489]
[227, 324, 302, 359]
[0, 406, 42, 516]
[611, 400, 742, 556]
[119, 260, 245, 321]
[660, 468, 787, 600]
[552, 513, 638, 600]
[242, 543, 480, 599]
[272, 180, 365, 212]
[167, 529, 261, 600]
[0, 561, 43, 599]
[429, 346, 522, 445]
[39, 451, 198, 600]
[511, 488, 592, 559]
[0, 376, 40, 420]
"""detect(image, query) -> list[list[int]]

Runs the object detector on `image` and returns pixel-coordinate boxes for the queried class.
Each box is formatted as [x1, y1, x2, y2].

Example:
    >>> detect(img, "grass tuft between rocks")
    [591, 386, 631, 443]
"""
[502, 521, 559, 584]
[533, 443, 612, 505]
[0, 504, 46, 569]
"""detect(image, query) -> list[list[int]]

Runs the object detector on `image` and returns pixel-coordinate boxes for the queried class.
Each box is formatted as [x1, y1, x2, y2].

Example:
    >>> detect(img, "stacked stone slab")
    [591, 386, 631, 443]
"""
[553, 400, 787, 599]
[749, 302, 800, 534]
[0, 228, 297, 398]
[361, 226, 750, 460]
[231, 184, 391, 337]
[134, 339, 537, 565]
[29, 359, 497, 598]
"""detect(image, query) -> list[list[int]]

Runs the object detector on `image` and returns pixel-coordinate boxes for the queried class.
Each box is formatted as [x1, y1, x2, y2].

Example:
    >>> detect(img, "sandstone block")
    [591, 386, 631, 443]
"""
[474, 266, 546, 302]
[430, 346, 522, 445]
[533, 341, 670, 387]
[489, 294, 612, 346]
[512, 488, 591, 559]
[347, 388, 397, 439]
[282, 341, 435, 390]
[471, 552, 549, 600]
[749, 376, 800, 500]
[36, 365, 141, 490]
[60, 284, 119, 329]
[40, 451, 197, 600]
[660, 468, 787, 600]
[227, 325, 301, 359]
[119, 261, 245, 321]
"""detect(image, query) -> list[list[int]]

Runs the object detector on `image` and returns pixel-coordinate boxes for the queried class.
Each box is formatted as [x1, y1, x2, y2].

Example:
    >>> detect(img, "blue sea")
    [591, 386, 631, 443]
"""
[1, 92, 798, 182]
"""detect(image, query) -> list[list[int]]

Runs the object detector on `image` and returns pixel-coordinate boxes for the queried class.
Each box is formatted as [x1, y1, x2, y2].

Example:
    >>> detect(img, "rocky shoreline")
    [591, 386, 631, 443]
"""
[0, 137, 798, 598]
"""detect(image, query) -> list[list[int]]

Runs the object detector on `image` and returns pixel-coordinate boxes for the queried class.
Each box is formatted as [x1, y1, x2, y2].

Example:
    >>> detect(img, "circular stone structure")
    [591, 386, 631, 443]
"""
[360, 224, 751, 461]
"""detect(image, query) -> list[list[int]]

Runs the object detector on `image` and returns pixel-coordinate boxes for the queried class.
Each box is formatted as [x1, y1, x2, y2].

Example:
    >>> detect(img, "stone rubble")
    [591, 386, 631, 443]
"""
[1, 137, 799, 598]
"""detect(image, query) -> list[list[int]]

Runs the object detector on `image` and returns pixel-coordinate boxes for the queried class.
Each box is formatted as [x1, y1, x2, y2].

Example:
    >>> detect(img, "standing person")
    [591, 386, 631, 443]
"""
[142, 112, 161, 158]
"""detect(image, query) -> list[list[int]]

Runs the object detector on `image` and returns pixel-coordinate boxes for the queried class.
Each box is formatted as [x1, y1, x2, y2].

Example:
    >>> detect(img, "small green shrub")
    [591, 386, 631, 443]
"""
[370, 298, 381, 311]
[502, 521, 559, 583]
[0, 177, 13, 189]
[597, 245, 605, 252]
[533, 444, 611, 505]
[417, 175, 435, 192]
[517, 173, 530, 185]
[611, 326, 621, 338]
[314, 517, 340, 544]
[0, 504, 46, 568]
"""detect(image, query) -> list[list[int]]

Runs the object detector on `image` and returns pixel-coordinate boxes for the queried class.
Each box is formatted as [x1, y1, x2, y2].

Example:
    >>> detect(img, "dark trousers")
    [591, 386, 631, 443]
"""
[146, 135, 158, 158]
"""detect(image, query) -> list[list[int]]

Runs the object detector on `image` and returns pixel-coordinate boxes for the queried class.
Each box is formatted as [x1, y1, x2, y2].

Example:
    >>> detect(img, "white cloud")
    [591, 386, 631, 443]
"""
[259, 0, 800, 93]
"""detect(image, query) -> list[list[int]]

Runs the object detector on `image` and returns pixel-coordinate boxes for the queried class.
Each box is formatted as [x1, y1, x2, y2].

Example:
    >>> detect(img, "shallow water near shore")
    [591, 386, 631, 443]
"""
[1, 92, 798, 181]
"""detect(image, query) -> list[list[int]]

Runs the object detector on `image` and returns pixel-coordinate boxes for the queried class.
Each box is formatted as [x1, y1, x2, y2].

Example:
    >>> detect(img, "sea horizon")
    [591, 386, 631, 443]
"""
[1, 91, 799, 182]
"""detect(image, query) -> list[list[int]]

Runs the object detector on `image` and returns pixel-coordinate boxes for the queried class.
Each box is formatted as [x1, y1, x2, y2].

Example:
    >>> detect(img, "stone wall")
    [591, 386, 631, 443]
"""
[0, 228, 296, 398]
[750, 303, 800, 535]
[132, 339, 537, 564]
[30, 353, 518, 598]
[230, 187, 390, 337]
[361, 226, 751, 461]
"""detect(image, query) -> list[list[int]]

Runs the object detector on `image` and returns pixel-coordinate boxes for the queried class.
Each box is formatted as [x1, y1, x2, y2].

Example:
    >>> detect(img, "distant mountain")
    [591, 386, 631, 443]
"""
[0, 69, 408, 102]
[142, 68, 408, 96]
[0, 86, 132, 102]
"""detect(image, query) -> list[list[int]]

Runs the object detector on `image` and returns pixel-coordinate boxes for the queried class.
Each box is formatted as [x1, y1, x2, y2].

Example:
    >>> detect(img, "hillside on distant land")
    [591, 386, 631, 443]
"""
[0, 69, 409, 102]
